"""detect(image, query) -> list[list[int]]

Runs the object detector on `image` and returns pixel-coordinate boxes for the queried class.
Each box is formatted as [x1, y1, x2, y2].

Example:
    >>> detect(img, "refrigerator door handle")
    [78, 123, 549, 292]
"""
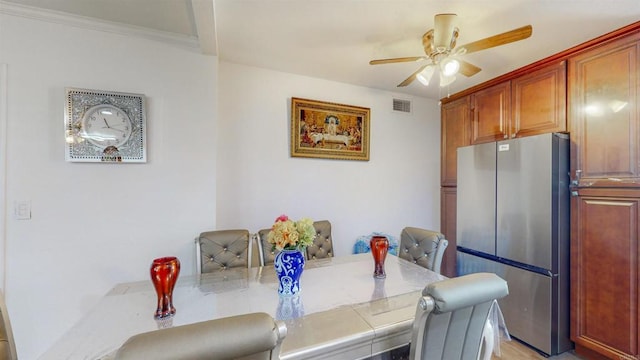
[570, 169, 582, 186]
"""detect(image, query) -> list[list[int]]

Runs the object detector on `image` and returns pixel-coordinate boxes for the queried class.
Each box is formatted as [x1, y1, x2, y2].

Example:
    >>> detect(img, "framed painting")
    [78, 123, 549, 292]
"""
[291, 97, 370, 161]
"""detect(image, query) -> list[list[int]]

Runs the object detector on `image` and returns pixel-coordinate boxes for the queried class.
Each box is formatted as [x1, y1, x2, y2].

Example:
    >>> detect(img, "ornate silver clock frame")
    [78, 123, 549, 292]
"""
[64, 88, 147, 162]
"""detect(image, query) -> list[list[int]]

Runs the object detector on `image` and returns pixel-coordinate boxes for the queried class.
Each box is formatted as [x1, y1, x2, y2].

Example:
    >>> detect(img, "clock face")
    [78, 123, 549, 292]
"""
[81, 104, 132, 148]
[65, 88, 146, 162]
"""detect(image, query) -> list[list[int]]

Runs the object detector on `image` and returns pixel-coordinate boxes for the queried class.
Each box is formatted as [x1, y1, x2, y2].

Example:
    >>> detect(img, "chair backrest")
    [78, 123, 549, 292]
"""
[257, 228, 278, 266]
[249, 233, 261, 268]
[115, 312, 287, 360]
[196, 229, 251, 273]
[399, 227, 449, 274]
[306, 220, 334, 260]
[0, 291, 17, 360]
[410, 272, 509, 360]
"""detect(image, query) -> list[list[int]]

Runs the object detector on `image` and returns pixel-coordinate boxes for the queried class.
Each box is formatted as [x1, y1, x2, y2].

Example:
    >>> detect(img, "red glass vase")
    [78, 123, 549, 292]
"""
[370, 236, 389, 279]
[150, 256, 181, 319]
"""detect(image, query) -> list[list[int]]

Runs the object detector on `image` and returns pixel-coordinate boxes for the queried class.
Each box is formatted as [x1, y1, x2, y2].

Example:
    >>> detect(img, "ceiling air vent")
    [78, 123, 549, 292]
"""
[393, 98, 411, 113]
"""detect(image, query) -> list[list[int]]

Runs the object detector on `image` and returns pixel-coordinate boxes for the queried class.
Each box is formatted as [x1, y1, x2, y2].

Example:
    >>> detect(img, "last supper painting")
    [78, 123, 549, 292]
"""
[291, 97, 370, 161]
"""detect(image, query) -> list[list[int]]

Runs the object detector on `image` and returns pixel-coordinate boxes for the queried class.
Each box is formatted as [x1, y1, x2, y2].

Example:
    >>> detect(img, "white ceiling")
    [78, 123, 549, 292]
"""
[3, 0, 640, 100]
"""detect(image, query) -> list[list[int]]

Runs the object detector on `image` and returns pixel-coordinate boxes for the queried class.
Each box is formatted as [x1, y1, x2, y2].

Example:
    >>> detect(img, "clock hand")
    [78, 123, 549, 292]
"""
[103, 118, 111, 128]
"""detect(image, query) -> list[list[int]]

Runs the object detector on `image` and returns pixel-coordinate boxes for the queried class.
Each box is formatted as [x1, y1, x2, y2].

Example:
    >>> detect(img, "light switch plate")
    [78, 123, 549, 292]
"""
[14, 200, 31, 220]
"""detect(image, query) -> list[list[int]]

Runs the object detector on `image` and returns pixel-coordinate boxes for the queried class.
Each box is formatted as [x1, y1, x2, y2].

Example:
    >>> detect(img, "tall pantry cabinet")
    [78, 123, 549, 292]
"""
[568, 29, 640, 360]
[440, 97, 470, 277]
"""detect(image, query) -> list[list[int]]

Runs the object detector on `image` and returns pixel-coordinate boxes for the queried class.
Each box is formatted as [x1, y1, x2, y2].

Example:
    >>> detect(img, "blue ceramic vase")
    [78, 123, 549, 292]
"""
[274, 249, 305, 297]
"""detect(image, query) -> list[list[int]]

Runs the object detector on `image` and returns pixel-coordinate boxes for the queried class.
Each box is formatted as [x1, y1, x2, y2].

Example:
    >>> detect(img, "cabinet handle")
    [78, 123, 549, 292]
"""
[511, 133, 516, 138]
[503, 134, 508, 139]
[571, 191, 579, 197]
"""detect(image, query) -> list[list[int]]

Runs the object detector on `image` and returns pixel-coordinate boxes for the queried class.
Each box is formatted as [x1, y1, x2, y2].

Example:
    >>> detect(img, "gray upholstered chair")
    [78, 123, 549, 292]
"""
[409, 272, 508, 360]
[399, 227, 449, 274]
[306, 220, 334, 260]
[257, 228, 278, 266]
[0, 291, 17, 360]
[195, 229, 252, 273]
[249, 233, 262, 268]
[115, 312, 287, 360]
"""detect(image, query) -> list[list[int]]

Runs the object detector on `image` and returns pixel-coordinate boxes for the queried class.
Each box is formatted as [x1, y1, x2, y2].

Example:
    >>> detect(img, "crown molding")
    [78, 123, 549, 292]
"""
[0, 1, 201, 51]
[191, 0, 217, 55]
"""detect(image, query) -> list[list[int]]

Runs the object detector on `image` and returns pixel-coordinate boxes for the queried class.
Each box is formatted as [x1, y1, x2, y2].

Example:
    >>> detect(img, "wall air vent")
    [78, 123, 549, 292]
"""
[393, 98, 411, 113]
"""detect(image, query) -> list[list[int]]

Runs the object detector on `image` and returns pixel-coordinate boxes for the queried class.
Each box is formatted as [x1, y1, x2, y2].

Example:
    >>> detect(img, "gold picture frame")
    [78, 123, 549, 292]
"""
[291, 97, 370, 161]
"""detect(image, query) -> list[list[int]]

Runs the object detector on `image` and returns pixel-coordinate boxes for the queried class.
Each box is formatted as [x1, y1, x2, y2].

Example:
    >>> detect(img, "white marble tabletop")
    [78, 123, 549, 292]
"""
[42, 253, 446, 360]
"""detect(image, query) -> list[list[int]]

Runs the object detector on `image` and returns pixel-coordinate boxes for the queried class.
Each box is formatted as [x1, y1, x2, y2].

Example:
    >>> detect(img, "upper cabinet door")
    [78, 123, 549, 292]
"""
[512, 61, 567, 138]
[441, 96, 470, 186]
[569, 33, 640, 187]
[471, 81, 511, 144]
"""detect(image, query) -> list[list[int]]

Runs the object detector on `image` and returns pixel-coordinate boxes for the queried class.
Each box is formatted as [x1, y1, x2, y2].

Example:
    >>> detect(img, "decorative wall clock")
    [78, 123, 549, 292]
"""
[64, 88, 147, 162]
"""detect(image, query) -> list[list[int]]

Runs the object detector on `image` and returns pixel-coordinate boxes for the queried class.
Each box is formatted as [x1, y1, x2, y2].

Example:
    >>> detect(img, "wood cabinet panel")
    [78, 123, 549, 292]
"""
[441, 97, 470, 186]
[569, 32, 640, 187]
[440, 187, 457, 277]
[571, 188, 640, 360]
[512, 61, 567, 137]
[471, 81, 510, 144]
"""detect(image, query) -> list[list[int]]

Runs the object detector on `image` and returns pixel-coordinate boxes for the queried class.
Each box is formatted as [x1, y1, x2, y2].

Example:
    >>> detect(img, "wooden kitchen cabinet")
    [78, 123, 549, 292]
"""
[471, 81, 511, 144]
[569, 30, 640, 360]
[439, 187, 457, 277]
[512, 60, 567, 138]
[569, 31, 640, 187]
[441, 96, 470, 186]
[440, 97, 467, 276]
[471, 61, 567, 145]
[570, 187, 640, 360]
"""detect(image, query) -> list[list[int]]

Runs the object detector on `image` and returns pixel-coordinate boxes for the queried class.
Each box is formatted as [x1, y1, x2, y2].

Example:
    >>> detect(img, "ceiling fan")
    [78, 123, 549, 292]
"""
[370, 14, 532, 88]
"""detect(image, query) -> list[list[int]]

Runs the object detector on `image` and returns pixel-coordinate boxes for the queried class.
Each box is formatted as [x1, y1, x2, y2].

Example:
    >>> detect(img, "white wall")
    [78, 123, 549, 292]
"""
[217, 62, 442, 257]
[1, 14, 218, 359]
[1, 8, 443, 360]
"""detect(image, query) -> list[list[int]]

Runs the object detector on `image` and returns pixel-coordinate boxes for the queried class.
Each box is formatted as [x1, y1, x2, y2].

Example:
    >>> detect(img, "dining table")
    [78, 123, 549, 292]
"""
[41, 253, 446, 360]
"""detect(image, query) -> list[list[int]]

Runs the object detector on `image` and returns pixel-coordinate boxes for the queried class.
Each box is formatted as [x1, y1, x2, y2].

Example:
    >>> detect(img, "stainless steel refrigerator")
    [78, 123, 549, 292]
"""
[456, 132, 572, 356]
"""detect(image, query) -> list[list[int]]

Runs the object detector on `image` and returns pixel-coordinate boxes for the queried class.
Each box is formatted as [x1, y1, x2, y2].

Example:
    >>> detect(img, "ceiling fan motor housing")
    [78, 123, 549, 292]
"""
[433, 13, 458, 52]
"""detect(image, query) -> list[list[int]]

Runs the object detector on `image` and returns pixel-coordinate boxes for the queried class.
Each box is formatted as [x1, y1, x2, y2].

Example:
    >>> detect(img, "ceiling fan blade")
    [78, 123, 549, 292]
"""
[433, 13, 457, 51]
[397, 64, 429, 87]
[369, 56, 426, 65]
[458, 60, 482, 77]
[459, 25, 533, 54]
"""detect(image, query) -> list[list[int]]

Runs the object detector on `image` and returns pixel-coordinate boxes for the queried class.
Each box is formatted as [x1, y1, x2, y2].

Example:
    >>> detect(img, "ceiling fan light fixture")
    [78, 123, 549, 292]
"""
[416, 65, 435, 86]
[440, 73, 456, 87]
[441, 58, 460, 76]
